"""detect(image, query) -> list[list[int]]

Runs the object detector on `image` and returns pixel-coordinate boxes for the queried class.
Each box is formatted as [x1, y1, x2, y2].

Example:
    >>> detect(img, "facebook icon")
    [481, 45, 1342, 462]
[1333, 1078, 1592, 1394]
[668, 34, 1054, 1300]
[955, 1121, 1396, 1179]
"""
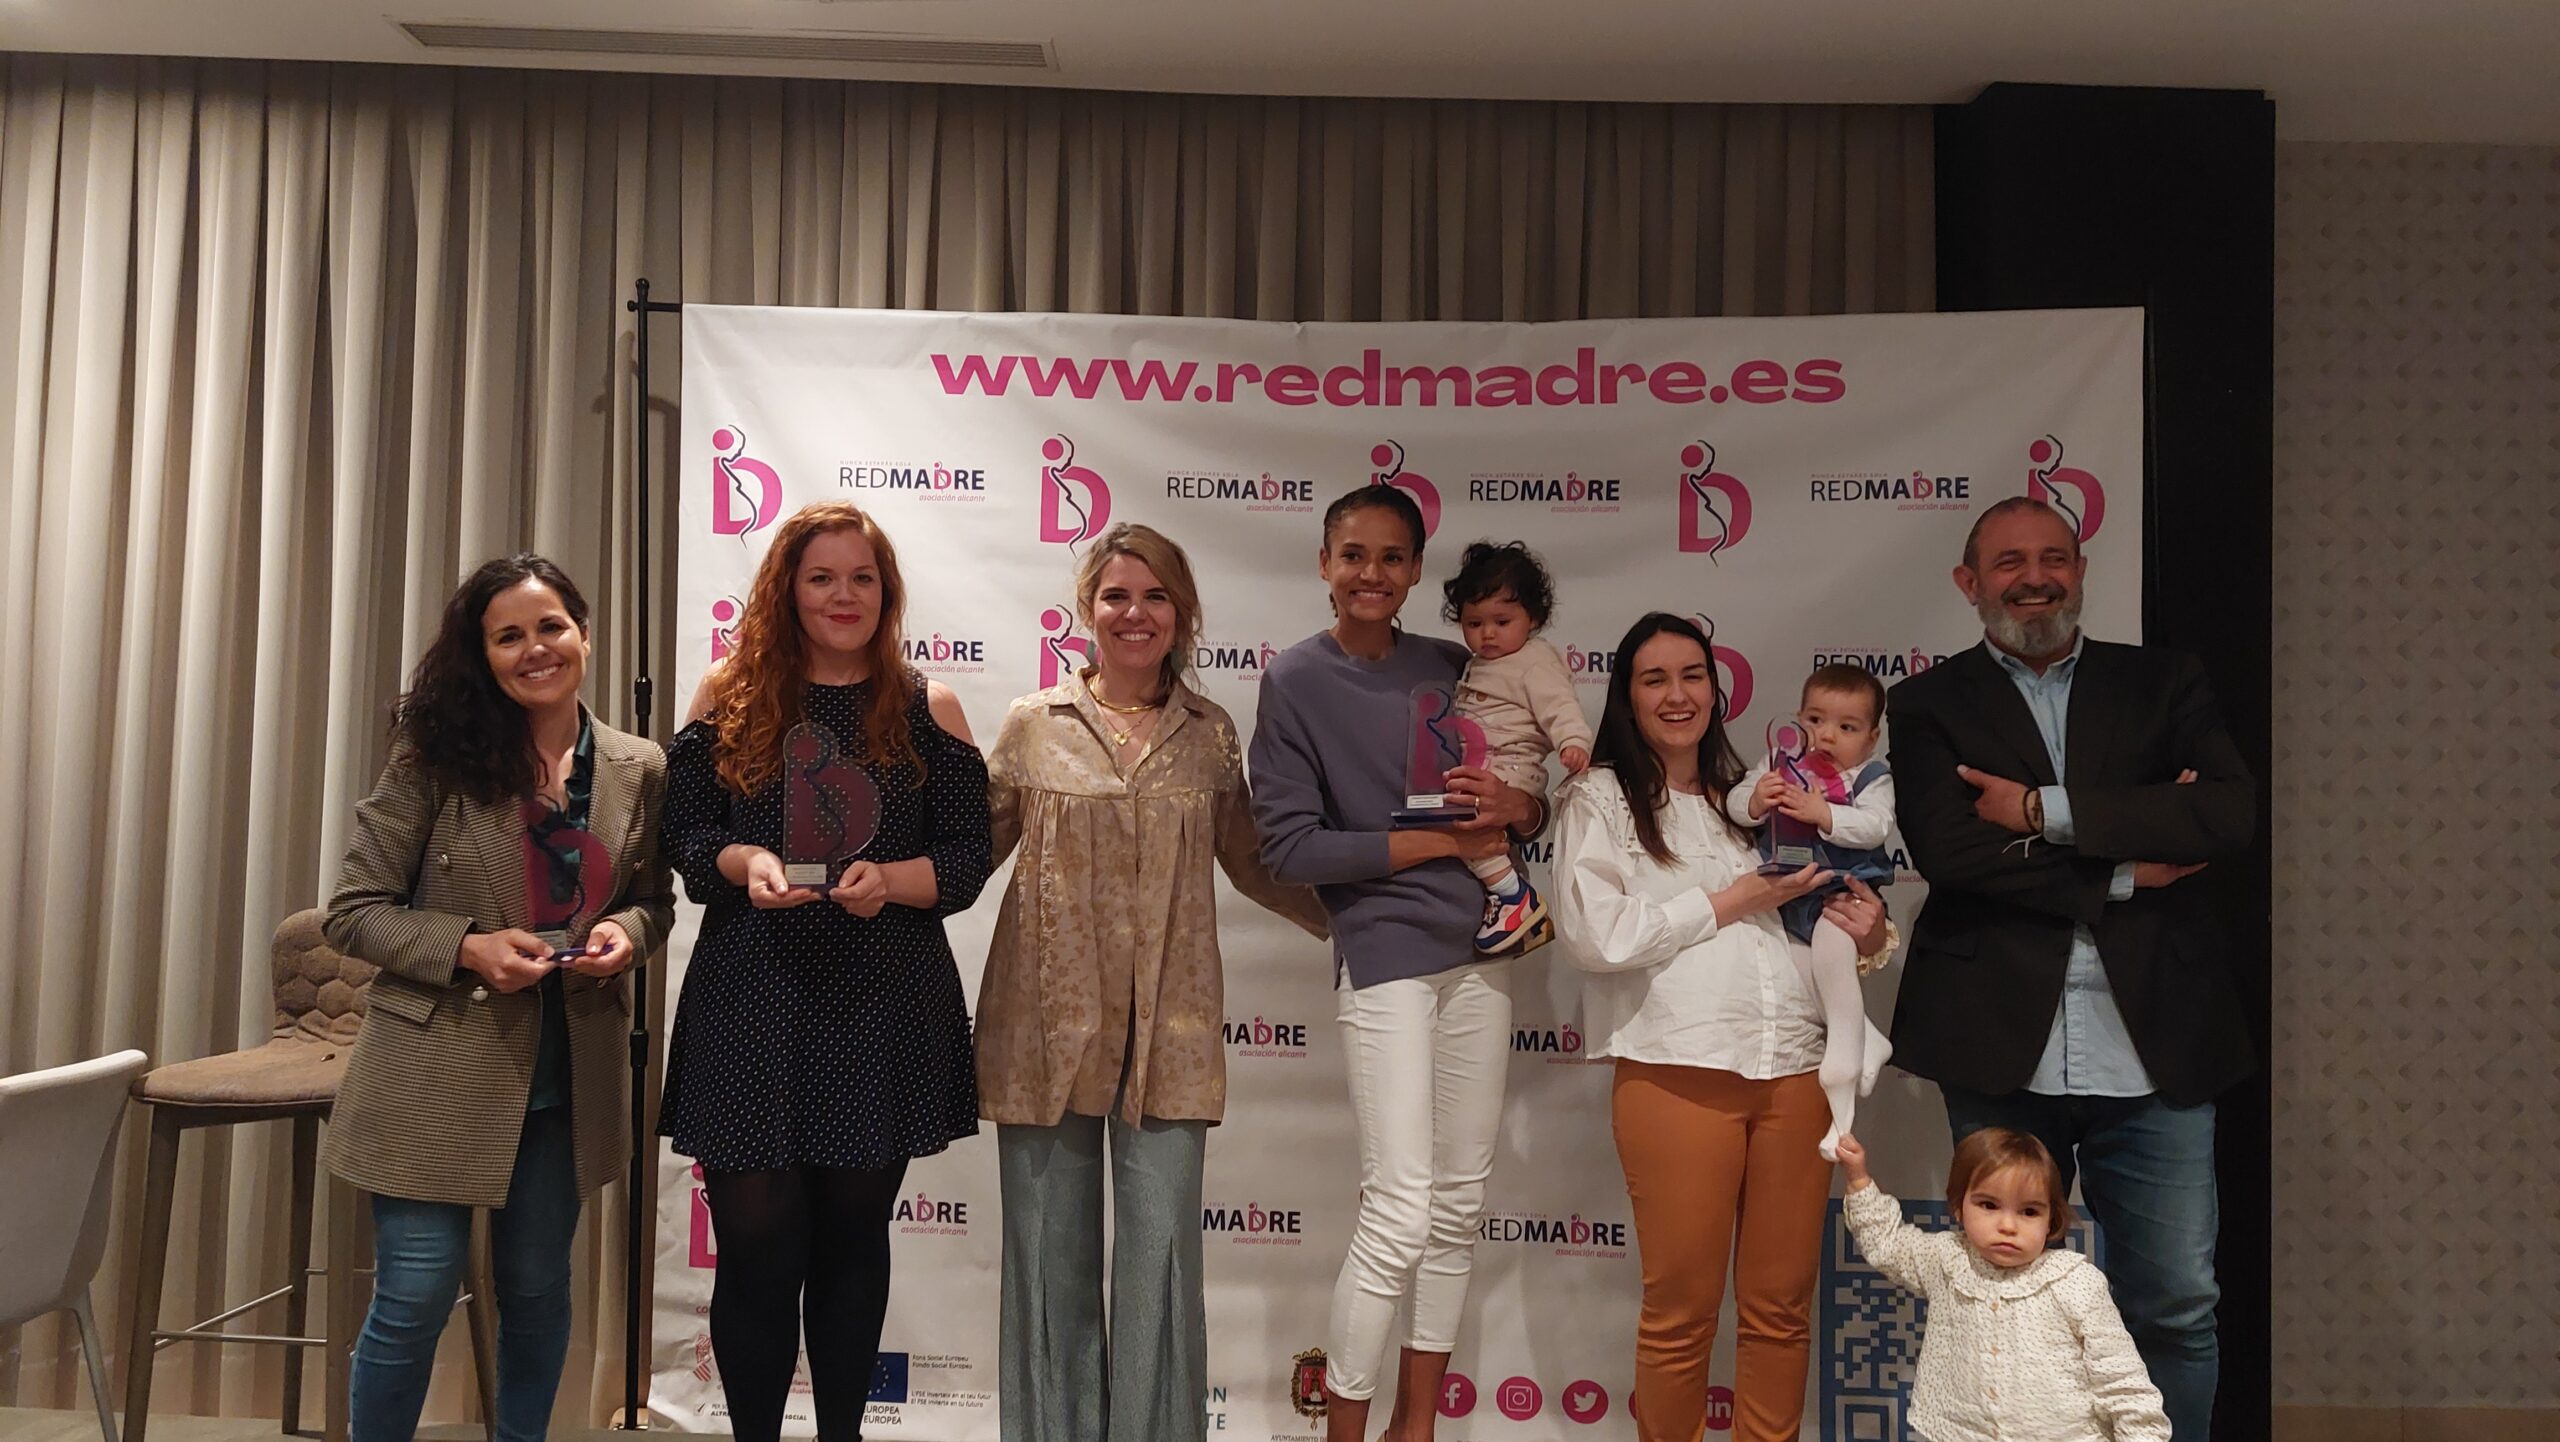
[1438, 1373, 1476, 1418]
[869, 1352, 910, 1403]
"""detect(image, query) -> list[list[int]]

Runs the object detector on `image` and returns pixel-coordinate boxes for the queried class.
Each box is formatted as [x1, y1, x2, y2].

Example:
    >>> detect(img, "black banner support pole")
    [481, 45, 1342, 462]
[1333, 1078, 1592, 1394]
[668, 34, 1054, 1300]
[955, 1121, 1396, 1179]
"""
[621, 277, 683, 1430]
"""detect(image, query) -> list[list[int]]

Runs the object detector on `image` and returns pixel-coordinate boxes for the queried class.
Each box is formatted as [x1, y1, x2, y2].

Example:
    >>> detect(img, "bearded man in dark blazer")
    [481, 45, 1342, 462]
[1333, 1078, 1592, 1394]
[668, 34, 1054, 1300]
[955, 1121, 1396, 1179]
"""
[1887, 496, 2255, 1442]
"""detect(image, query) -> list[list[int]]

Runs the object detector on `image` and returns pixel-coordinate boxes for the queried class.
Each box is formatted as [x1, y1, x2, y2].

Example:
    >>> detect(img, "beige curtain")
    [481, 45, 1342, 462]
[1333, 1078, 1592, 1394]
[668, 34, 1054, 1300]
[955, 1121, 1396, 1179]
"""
[0, 51, 1931, 1426]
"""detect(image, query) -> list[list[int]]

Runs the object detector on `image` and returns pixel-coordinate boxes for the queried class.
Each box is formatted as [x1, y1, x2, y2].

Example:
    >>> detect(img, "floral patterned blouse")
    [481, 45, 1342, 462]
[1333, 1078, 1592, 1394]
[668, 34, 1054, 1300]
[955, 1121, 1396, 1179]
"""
[977, 675, 1327, 1126]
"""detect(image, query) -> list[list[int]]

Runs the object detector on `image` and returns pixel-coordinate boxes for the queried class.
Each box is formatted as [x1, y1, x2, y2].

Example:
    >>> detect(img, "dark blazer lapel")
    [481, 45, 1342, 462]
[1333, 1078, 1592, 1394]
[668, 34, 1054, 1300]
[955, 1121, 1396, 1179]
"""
[2062, 639, 2124, 789]
[1955, 643, 2062, 788]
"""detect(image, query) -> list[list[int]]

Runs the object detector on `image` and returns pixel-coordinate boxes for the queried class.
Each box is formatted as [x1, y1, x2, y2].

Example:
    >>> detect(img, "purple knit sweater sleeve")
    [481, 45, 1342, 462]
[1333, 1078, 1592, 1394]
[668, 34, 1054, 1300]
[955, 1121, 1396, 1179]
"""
[1246, 632, 1483, 988]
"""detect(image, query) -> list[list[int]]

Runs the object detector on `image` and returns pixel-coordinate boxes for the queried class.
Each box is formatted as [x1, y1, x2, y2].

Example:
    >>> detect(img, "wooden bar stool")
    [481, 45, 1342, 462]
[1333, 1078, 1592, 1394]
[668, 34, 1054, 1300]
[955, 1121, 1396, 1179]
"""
[121, 910, 495, 1442]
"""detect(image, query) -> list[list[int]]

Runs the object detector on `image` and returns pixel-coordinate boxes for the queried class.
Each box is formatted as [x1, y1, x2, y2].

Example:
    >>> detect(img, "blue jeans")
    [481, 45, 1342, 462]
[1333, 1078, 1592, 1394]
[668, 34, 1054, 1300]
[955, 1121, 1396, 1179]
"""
[349, 1105, 582, 1442]
[1940, 1087, 2220, 1442]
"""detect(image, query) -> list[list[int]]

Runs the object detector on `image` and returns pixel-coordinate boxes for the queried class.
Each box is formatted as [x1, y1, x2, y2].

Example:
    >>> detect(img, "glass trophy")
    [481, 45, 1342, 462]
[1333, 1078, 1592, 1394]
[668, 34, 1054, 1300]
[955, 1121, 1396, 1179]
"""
[782, 720, 880, 887]
[1759, 720, 1827, 874]
[522, 803, 609, 956]
[1391, 682, 1491, 828]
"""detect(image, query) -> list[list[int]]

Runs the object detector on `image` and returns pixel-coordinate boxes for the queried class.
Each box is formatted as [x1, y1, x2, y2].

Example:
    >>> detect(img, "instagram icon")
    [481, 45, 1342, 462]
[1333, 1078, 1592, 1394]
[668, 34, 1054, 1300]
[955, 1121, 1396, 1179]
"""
[1495, 1376, 1543, 1422]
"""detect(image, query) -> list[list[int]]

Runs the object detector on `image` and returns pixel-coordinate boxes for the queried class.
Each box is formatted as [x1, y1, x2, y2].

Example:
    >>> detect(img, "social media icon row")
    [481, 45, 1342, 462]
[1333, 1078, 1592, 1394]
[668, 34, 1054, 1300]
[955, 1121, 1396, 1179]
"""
[1435, 1373, 1611, 1425]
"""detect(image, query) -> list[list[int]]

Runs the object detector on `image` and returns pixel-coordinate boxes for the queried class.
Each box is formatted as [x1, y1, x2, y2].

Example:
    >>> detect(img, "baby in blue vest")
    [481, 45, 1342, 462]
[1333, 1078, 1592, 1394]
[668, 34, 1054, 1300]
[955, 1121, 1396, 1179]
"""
[1726, 663, 1899, 1159]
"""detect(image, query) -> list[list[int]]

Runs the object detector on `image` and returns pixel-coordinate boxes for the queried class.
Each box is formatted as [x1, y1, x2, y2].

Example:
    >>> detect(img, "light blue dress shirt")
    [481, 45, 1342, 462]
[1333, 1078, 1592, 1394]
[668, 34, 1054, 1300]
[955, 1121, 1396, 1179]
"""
[1987, 636, 2153, 1098]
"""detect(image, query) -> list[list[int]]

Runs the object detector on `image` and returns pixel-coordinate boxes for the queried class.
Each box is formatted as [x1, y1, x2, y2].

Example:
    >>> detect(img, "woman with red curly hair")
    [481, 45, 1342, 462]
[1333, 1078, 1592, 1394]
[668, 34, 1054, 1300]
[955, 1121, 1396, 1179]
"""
[659, 502, 992, 1442]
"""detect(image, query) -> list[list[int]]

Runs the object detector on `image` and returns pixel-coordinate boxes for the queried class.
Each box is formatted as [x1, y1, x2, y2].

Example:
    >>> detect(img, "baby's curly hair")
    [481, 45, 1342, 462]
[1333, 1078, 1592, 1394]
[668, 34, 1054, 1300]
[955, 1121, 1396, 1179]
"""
[1440, 540, 1557, 628]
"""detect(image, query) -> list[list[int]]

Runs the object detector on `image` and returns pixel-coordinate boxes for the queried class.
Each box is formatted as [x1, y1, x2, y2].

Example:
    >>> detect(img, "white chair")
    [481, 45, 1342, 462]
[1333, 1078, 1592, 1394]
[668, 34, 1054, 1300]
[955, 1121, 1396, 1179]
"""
[0, 1048, 150, 1442]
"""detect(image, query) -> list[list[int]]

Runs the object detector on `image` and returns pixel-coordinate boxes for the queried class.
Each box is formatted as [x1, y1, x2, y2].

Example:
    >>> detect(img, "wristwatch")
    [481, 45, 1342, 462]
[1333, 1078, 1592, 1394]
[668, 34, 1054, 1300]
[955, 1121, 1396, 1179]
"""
[2022, 788, 2045, 836]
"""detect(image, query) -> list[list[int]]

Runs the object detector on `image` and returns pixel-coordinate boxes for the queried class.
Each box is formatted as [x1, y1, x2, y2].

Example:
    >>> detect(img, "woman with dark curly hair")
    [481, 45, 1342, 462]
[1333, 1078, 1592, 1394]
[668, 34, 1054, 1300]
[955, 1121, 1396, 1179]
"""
[659, 501, 992, 1442]
[324, 552, 673, 1442]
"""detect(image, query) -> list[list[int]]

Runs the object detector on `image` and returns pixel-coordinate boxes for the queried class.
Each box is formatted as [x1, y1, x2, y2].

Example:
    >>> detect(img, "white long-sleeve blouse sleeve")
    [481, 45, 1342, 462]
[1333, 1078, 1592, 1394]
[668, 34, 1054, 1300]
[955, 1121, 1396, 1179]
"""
[1547, 769, 1827, 1076]
[1554, 776, 1720, 975]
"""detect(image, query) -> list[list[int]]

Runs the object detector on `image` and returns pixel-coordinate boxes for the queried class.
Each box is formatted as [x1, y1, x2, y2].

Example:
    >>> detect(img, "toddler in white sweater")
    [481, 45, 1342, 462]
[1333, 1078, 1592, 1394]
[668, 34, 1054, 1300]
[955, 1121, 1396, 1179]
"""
[1440, 541, 1591, 956]
[1834, 1130, 2170, 1442]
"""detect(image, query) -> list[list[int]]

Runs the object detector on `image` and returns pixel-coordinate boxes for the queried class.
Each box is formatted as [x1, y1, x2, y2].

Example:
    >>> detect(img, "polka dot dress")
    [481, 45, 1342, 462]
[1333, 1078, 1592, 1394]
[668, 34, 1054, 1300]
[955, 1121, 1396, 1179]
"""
[659, 676, 992, 1173]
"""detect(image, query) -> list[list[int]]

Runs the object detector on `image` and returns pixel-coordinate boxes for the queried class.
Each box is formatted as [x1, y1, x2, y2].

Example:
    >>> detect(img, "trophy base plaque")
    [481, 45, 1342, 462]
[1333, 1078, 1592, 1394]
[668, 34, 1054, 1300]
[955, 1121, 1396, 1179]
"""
[1758, 822, 1821, 875]
[783, 862, 832, 887]
[531, 929, 595, 963]
[1391, 793, 1481, 829]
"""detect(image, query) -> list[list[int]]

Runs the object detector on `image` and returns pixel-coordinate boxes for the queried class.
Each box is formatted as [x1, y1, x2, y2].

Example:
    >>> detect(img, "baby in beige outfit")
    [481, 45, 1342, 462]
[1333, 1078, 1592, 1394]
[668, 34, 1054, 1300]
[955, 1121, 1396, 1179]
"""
[1441, 541, 1592, 955]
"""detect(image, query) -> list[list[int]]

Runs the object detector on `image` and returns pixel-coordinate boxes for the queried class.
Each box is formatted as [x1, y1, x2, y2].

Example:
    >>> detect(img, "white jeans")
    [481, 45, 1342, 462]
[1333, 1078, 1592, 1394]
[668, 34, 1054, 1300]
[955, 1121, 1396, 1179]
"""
[1326, 960, 1514, 1400]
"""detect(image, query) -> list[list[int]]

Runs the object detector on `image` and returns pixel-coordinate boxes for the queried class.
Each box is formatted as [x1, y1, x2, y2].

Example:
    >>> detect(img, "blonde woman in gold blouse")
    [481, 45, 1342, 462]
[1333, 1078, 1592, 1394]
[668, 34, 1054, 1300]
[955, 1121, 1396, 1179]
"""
[980, 522, 1326, 1442]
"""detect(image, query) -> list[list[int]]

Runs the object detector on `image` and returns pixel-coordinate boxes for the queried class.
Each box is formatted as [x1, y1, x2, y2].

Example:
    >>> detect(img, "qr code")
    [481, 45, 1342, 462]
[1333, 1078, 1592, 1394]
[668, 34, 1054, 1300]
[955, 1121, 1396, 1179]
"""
[1818, 1198, 2101, 1441]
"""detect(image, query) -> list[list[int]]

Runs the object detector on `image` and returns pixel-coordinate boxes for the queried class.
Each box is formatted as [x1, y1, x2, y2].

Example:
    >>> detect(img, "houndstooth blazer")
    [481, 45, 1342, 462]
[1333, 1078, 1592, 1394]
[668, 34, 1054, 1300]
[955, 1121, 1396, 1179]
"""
[321, 715, 673, 1207]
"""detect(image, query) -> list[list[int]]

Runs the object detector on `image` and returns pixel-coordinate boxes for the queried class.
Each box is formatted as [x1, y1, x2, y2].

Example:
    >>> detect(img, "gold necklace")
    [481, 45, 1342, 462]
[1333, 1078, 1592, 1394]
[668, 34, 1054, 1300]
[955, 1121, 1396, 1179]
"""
[1084, 673, 1164, 747]
[1086, 672, 1163, 713]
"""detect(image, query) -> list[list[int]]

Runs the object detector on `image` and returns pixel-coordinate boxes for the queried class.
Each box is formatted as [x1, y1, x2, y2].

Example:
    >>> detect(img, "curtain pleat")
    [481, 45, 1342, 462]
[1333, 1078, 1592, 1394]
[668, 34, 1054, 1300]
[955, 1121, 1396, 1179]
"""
[0, 51, 1930, 1425]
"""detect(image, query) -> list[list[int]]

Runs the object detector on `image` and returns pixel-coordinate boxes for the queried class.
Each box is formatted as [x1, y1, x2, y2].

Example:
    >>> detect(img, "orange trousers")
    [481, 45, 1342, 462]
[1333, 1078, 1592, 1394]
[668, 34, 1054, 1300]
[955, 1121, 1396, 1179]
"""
[1612, 1061, 1832, 1442]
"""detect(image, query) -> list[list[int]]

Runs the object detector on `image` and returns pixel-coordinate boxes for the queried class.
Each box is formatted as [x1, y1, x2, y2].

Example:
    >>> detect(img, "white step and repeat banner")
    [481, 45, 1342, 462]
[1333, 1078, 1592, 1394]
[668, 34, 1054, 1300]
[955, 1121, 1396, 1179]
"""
[657, 306, 2143, 1442]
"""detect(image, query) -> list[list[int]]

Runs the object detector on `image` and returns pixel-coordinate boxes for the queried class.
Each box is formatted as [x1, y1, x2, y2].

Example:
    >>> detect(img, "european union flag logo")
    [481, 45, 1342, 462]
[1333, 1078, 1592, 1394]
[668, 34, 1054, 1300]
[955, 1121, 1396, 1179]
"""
[869, 1352, 909, 1403]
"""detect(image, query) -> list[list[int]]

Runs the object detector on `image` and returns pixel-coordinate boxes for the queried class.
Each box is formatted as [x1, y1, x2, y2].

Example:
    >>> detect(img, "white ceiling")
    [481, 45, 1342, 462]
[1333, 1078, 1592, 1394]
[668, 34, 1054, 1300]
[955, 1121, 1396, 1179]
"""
[6, 0, 2556, 144]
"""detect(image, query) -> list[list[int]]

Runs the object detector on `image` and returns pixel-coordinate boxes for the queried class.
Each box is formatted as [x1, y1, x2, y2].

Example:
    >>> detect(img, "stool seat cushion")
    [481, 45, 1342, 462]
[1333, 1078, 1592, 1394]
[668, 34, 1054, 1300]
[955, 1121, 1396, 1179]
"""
[136, 1037, 346, 1111]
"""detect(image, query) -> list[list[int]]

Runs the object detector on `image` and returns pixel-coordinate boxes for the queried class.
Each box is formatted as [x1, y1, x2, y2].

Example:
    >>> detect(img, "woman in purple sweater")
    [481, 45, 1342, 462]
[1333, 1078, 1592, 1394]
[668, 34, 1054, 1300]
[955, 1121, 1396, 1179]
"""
[1249, 485, 1547, 1442]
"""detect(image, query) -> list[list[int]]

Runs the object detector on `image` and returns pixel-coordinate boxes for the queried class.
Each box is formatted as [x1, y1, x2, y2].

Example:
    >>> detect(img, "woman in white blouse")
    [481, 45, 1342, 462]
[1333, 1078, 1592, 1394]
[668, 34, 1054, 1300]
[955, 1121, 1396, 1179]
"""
[1551, 612, 1894, 1442]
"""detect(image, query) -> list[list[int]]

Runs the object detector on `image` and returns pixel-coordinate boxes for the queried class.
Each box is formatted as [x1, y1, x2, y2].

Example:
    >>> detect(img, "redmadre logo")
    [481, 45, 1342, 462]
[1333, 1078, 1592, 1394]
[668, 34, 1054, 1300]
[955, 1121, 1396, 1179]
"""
[837, 462, 987, 498]
[1039, 434, 1112, 546]
[1368, 439, 1441, 539]
[709, 595, 742, 663]
[1467, 469, 1623, 511]
[1685, 613, 1756, 721]
[1810, 647, 1951, 681]
[2028, 435, 2107, 543]
[1036, 605, 1094, 689]
[1165, 470, 1316, 513]
[1223, 1015, 1311, 1057]
[1716, 647, 1754, 720]
[892, 1189, 969, 1235]
[1677, 440, 1752, 559]
[1511, 1021, 1586, 1063]
[1807, 469, 1973, 510]
[687, 1162, 715, 1267]
[1193, 639, 1283, 677]
[1201, 1201, 1305, 1244]
[711, 425, 782, 540]
[1480, 1210, 1631, 1256]
[1564, 629, 1751, 717]
[903, 632, 989, 676]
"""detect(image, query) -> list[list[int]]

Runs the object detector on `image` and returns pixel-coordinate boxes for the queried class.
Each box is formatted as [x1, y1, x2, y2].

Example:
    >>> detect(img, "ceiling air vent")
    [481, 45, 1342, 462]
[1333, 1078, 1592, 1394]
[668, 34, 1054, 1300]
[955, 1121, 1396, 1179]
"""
[397, 21, 1054, 70]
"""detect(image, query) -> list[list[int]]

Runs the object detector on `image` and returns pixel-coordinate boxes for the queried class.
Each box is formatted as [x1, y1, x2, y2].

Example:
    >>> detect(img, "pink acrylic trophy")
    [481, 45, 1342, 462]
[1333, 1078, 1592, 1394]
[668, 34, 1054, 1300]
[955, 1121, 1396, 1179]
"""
[1392, 682, 1491, 828]
[781, 721, 881, 887]
[1758, 719, 1845, 873]
[523, 801, 609, 957]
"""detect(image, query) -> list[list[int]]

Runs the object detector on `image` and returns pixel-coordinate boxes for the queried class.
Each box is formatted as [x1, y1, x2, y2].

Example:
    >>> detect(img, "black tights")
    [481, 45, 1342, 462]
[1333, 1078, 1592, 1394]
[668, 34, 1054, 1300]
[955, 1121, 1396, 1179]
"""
[703, 1161, 908, 1442]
